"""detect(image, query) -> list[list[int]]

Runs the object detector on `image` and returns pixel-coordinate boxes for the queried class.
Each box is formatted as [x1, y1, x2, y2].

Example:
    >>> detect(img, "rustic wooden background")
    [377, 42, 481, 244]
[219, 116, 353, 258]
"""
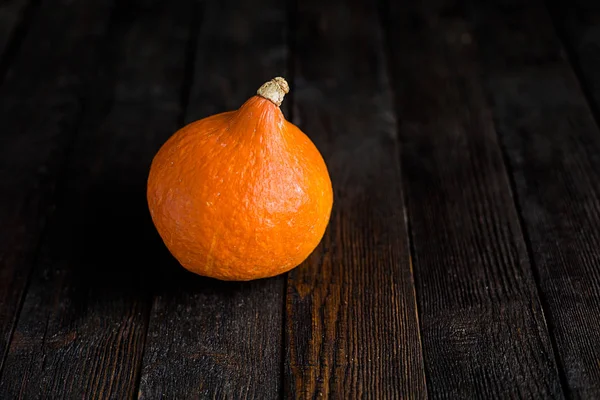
[1, 0, 600, 398]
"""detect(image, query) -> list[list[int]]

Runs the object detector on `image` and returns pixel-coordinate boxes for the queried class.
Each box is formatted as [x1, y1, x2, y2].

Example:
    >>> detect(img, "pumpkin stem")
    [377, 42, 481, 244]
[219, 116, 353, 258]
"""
[256, 77, 289, 107]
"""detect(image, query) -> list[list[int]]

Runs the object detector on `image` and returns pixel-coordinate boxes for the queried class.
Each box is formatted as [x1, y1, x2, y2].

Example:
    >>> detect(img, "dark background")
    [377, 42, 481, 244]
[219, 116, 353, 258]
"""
[1, 0, 599, 398]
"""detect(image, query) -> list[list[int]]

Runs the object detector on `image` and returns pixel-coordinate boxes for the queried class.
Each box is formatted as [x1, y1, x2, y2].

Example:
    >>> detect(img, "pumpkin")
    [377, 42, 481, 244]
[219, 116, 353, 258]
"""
[147, 77, 333, 281]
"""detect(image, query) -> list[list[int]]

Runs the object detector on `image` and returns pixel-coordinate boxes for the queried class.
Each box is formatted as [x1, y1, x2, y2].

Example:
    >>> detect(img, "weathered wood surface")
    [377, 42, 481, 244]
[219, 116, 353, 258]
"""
[0, 0, 193, 397]
[383, 1, 563, 398]
[0, 0, 599, 398]
[474, 0, 600, 396]
[284, 0, 427, 397]
[0, 0, 115, 377]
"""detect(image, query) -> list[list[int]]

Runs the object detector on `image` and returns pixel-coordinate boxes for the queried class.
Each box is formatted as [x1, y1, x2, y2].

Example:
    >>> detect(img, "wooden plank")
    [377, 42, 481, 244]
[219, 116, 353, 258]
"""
[137, 0, 288, 398]
[283, 0, 427, 397]
[0, 0, 115, 375]
[383, 1, 564, 398]
[470, 0, 600, 396]
[0, 0, 35, 81]
[0, 1, 194, 398]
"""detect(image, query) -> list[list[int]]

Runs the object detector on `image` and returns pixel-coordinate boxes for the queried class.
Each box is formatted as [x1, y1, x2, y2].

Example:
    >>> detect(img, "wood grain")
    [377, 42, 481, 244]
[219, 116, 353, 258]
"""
[284, 0, 427, 397]
[471, 0, 600, 396]
[0, 0, 193, 398]
[137, 0, 288, 398]
[383, 0, 564, 398]
[0, 0, 114, 376]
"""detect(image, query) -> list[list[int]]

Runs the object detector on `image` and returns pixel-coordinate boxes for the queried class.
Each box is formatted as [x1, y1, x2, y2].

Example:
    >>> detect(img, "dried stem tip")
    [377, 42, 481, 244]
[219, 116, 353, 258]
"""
[256, 77, 289, 107]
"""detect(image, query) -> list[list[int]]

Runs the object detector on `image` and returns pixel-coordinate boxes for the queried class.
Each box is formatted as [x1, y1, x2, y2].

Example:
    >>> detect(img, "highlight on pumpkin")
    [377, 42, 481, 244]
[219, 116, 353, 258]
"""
[146, 77, 333, 281]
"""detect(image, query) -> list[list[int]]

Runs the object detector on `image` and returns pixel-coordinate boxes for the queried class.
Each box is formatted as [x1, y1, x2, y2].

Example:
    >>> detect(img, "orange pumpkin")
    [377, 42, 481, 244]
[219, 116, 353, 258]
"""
[147, 77, 333, 281]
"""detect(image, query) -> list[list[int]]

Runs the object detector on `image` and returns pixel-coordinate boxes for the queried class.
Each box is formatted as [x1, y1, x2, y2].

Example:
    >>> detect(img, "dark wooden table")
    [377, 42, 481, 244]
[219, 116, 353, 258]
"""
[1, 0, 600, 398]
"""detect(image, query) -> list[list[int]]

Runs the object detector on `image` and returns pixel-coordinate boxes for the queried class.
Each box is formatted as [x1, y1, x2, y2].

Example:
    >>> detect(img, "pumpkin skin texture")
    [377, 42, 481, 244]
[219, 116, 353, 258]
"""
[147, 78, 333, 281]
